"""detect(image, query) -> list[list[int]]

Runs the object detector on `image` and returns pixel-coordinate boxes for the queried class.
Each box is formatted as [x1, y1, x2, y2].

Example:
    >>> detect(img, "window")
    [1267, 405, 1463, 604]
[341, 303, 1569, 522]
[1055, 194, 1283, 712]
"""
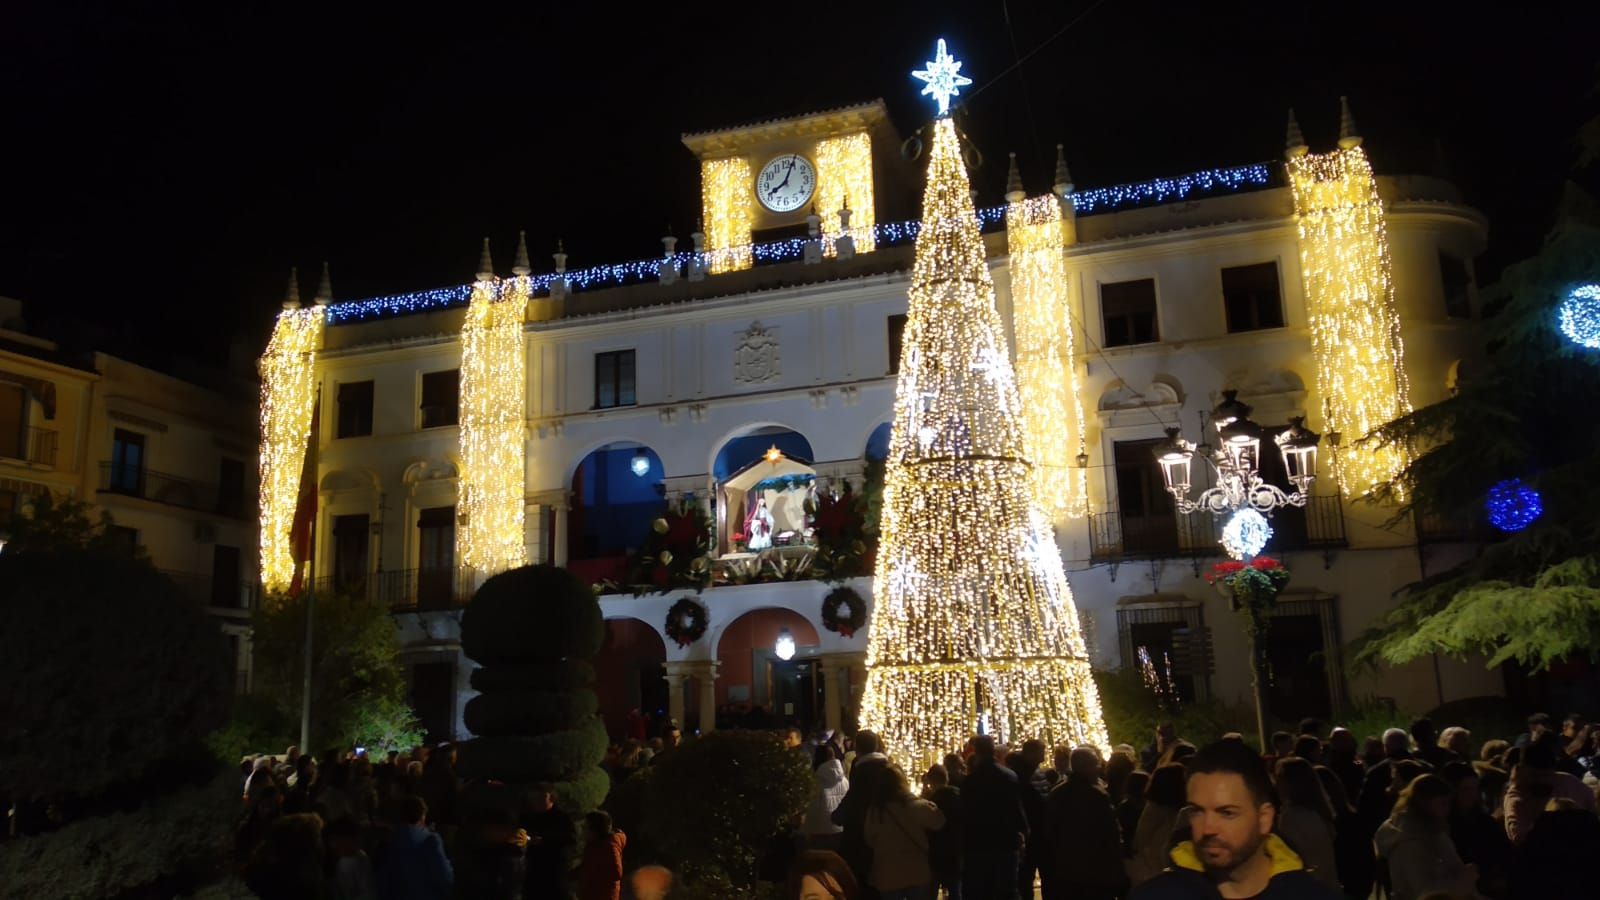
[0, 383, 24, 460]
[211, 544, 241, 607]
[417, 506, 456, 608]
[887, 314, 908, 374]
[333, 514, 370, 594]
[337, 380, 374, 438]
[109, 429, 146, 495]
[217, 458, 245, 517]
[1100, 279, 1159, 347]
[1113, 438, 1177, 555]
[1221, 262, 1285, 333]
[1439, 253, 1472, 319]
[1116, 603, 1212, 704]
[594, 350, 636, 409]
[420, 370, 459, 428]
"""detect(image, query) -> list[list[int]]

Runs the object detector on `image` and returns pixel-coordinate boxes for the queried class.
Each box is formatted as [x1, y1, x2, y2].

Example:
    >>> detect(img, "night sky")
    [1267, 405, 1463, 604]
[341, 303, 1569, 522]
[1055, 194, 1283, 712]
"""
[4, 1, 1595, 371]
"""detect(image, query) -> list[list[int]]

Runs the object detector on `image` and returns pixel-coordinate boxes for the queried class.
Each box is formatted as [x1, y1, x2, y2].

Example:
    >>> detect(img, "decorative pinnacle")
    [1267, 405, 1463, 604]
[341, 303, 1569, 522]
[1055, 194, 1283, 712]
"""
[476, 237, 495, 280]
[1286, 109, 1309, 158]
[313, 261, 333, 306]
[281, 267, 301, 310]
[1052, 144, 1074, 196]
[1337, 96, 1362, 149]
[1004, 152, 1024, 202]
[512, 230, 532, 276]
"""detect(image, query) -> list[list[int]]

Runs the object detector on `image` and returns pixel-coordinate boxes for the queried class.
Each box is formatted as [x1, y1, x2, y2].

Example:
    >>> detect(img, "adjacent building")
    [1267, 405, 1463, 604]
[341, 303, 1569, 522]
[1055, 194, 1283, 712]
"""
[0, 297, 259, 690]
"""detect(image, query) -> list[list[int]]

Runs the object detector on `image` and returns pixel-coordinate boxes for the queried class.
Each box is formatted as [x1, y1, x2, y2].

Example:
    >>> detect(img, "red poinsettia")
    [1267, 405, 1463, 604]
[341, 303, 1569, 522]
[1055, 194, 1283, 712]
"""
[1204, 560, 1247, 584]
[1250, 556, 1283, 571]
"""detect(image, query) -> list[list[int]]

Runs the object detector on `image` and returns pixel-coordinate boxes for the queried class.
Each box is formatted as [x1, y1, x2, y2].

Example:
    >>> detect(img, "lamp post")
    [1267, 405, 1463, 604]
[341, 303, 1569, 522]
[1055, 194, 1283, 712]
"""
[1152, 391, 1321, 748]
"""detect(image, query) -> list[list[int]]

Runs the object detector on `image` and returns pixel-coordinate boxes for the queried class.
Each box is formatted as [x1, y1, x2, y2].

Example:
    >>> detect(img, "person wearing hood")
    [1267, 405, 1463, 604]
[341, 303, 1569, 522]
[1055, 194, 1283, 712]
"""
[806, 744, 851, 851]
[833, 729, 892, 892]
[1373, 774, 1478, 900]
[1130, 741, 1339, 900]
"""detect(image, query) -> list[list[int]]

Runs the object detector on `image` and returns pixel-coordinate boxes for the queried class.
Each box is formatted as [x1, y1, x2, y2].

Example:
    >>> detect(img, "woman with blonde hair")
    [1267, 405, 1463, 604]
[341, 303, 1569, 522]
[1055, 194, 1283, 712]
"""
[1374, 774, 1479, 900]
[861, 765, 945, 900]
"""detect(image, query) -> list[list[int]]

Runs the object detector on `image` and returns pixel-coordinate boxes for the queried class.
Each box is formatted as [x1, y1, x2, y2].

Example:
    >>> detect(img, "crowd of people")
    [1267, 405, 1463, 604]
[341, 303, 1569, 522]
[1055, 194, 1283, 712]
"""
[228, 709, 1600, 900]
[234, 743, 626, 900]
[797, 712, 1600, 900]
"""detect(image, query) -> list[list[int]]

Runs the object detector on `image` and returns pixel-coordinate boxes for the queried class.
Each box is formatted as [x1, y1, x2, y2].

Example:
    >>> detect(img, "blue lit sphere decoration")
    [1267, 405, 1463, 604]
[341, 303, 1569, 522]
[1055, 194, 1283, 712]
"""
[1485, 479, 1542, 533]
[1558, 284, 1600, 349]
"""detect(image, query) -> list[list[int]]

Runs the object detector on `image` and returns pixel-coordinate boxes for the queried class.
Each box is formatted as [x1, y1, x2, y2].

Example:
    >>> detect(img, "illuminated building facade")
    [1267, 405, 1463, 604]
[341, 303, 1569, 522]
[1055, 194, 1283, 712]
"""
[260, 102, 1492, 744]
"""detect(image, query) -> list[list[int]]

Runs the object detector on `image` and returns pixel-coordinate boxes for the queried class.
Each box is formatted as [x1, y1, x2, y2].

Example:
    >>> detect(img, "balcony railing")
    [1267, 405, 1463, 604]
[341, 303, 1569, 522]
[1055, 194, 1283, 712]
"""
[99, 463, 250, 519]
[0, 426, 58, 467]
[158, 569, 261, 611]
[1090, 494, 1345, 561]
[314, 567, 479, 612]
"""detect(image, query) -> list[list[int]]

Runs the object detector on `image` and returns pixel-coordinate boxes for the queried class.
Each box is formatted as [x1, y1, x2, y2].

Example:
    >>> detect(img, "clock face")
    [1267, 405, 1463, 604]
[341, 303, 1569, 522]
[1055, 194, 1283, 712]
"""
[755, 154, 817, 214]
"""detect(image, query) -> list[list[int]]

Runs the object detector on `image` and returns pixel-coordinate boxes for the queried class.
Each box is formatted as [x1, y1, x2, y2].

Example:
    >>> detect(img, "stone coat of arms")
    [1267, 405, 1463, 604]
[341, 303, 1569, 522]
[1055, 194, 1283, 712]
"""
[734, 321, 781, 385]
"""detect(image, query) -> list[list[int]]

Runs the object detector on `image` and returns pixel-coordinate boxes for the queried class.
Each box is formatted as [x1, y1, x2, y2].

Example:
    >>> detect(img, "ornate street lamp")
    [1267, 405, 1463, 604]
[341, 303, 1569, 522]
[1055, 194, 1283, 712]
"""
[1153, 391, 1321, 557]
[1152, 390, 1322, 751]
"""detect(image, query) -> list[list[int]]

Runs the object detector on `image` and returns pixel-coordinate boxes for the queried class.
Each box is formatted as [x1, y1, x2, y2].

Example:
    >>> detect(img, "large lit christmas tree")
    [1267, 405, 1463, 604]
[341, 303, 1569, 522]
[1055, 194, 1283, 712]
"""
[859, 42, 1107, 768]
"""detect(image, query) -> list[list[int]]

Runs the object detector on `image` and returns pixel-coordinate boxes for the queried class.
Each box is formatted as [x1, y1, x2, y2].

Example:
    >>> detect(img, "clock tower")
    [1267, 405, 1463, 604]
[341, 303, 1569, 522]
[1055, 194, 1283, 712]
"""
[682, 99, 900, 273]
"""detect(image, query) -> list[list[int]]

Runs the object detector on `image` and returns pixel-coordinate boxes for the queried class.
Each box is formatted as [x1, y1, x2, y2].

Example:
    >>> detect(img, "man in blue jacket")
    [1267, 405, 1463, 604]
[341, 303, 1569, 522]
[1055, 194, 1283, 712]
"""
[1132, 741, 1339, 900]
[378, 795, 454, 900]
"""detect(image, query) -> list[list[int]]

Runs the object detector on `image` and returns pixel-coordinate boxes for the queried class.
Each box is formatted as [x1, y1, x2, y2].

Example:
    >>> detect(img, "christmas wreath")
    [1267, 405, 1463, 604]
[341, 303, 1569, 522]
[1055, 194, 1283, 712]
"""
[821, 586, 867, 638]
[664, 597, 708, 648]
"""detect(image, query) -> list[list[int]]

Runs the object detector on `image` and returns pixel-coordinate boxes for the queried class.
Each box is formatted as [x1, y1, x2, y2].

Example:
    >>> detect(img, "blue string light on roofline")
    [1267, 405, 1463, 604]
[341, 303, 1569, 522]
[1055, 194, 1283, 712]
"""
[324, 162, 1274, 325]
[1485, 478, 1542, 533]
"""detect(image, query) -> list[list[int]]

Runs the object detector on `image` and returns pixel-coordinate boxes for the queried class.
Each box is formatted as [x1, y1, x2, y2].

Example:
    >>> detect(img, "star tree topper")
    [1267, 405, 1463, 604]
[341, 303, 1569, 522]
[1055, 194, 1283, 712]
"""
[912, 38, 973, 116]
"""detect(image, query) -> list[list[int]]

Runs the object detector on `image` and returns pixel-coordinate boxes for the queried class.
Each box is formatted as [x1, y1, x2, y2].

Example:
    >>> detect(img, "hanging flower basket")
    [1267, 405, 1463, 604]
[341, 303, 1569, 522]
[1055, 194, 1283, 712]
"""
[664, 596, 708, 648]
[821, 586, 868, 638]
[1204, 556, 1290, 618]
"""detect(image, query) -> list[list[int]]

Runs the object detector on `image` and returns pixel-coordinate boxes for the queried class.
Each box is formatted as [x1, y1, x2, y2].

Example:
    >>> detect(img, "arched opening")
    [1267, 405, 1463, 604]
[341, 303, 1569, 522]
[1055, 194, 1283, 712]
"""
[593, 617, 669, 741]
[865, 422, 892, 463]
[712, 426, 816, 557]
[568, 442, 664, 586]
[714, 607, 822, 731]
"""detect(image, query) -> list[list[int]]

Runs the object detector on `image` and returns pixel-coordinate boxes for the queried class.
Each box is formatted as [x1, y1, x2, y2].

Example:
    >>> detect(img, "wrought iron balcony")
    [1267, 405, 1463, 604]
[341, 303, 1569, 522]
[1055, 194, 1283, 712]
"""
[98, 462, 250, 519]
[1089, 494, 1345, 561]
[0, 426, 58, 467]
[313, 567, 479, 612]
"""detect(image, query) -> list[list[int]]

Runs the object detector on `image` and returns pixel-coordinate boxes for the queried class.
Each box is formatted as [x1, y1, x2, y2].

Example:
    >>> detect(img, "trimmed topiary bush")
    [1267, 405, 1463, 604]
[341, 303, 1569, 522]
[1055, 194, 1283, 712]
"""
[457, 565, 609, 816]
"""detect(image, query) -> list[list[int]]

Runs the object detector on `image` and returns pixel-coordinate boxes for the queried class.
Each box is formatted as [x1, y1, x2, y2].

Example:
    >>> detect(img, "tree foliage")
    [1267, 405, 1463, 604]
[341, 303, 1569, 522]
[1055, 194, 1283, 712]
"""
[640, 730, 810, 889]
[1354, 104, 1600, 671]
[0, 493, 143, 558]
[250, 592, 421, 754]
[0, 549, 231, 800]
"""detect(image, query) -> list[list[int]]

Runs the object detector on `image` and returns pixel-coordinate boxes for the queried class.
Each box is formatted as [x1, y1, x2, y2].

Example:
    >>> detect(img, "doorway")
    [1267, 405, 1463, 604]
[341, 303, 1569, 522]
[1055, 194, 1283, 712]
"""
[769, 658, 823, 733]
